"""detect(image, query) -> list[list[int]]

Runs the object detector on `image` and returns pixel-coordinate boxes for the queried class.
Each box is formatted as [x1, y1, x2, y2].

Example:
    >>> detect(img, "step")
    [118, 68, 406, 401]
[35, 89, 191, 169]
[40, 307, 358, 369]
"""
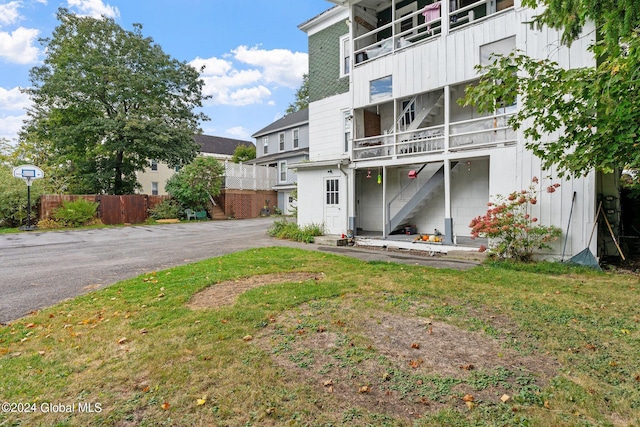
[315, 235, 349, 247]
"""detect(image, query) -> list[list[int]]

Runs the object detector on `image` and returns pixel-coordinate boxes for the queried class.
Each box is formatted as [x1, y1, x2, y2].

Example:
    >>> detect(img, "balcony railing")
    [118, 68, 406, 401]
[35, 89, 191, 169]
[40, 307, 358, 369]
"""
[353, 0, 512, 65]
[352, 113, 515, 161]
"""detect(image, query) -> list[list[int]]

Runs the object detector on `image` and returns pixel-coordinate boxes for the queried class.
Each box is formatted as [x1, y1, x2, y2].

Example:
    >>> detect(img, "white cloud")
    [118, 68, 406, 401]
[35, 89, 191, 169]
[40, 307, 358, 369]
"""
[0, 27, 40, 64]
[0, 113, 27, 142]
[190, 56, 232, 76]
[232, 45, 308, 88]
[0, 87, 31, 110]
[190, 45, 306, 107]
[0, 1, 22, 27]
[66, 0, 120, 19]
[229, 85, 272, 106]
[225, 126, 251, 140]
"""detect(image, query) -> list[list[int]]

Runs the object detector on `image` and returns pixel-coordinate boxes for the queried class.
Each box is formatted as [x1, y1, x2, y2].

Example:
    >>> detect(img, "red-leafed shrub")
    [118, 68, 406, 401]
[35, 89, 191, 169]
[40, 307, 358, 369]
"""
[469, 178, 562, 262]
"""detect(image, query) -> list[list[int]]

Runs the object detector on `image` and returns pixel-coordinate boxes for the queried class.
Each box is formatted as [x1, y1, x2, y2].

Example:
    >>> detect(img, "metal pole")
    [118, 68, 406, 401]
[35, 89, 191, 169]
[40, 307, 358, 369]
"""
[27, 183, 31, 230]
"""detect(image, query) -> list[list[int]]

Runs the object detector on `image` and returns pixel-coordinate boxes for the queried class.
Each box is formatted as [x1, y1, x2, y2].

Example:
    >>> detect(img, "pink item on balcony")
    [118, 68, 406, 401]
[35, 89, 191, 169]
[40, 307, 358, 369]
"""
[422, 2, 441, 33]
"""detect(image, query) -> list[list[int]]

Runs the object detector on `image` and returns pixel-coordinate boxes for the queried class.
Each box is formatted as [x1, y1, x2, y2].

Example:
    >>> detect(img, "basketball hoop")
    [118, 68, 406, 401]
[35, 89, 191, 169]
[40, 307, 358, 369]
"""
[12, 165, 44, 230]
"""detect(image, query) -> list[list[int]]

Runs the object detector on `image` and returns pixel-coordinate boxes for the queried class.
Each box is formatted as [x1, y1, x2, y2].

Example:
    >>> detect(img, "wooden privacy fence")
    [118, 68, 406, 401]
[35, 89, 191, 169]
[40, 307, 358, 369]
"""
[39, 194, 169, 225]
[215, 189, 277, 219]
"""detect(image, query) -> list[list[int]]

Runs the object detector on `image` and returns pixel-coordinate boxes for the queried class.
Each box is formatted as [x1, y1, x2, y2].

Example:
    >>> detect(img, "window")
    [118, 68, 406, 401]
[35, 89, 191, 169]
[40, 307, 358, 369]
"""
[292, 129, 299, 149]
[343, 110, 352, 153]
[150, 160, 158, 171]
[401, 99, 416, 128]
[480, 36, 516, 66]
[279, 132, 285, 151]
[326, 178, 339, 205]
[151, 182, 158, 196]
[262, 136, 269, 155]
[278, 160, 287, 183]
[370, 76, 393, 102]
[339, 34, 350, 77]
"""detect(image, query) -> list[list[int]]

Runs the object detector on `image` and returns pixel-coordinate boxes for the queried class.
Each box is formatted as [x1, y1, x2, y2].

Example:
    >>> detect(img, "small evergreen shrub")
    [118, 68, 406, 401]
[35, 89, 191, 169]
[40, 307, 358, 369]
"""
[148, 199, 183, 220]
[53, 198, 98, 227]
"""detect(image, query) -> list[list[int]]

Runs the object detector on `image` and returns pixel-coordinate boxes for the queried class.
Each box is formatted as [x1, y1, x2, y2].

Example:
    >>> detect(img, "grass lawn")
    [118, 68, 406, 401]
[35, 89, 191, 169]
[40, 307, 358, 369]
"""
[0, 247, 638, 426]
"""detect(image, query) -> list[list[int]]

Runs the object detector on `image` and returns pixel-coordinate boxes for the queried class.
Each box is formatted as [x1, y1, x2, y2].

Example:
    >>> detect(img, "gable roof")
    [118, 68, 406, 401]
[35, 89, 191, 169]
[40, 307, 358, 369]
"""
[251, 109, 309, 138]
[194, 134, 253, 155]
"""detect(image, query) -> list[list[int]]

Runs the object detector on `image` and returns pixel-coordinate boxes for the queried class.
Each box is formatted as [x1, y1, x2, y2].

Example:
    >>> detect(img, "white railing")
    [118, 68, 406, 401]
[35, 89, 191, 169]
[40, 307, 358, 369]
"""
[352, 114, 514, 161]
[223, 161, 277, 191]
[353, 0, 511, 66]
[449, 113, 516, 150]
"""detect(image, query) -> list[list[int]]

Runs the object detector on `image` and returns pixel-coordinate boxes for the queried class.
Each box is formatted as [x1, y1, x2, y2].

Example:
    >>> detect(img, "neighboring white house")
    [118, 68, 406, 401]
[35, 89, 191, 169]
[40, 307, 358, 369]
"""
[137, 135, 253, 195]
[250, 108, 309, 215]
[294, 0, 619, 259]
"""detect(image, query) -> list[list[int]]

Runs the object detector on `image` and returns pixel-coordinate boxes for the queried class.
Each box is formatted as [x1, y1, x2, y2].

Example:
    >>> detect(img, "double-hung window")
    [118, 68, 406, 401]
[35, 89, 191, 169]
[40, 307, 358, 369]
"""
[278, 160, 287, 183]
[292, 129, 299, 149]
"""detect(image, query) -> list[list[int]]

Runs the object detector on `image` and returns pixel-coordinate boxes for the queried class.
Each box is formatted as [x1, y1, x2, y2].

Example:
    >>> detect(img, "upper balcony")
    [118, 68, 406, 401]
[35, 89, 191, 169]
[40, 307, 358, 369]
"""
[349, 0, 514, 66]
[351, 84, 517, 162]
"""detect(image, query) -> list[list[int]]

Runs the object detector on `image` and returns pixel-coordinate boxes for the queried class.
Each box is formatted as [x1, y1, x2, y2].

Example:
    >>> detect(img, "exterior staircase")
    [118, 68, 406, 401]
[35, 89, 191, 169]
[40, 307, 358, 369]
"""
[386, 162, 458, 234]
[393, 92, 445, 134]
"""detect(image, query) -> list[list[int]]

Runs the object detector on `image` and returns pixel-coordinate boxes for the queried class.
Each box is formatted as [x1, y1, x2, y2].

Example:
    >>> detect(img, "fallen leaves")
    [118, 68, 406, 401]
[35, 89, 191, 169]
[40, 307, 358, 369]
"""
[408, 359, 424, 369]
[117, 337, 128, 345]
[161, 402, 170, 410]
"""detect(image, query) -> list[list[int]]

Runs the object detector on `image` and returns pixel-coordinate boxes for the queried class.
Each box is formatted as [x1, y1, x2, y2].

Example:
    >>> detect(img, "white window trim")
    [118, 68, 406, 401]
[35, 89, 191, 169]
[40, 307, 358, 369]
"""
[262, 136, 269, 155]
[339, 34, 351, 78]
[278, 160, 288, 183]
[292, 128, 299, 149]
[278, 132, 285, 152]
[342, 110, 352, 153]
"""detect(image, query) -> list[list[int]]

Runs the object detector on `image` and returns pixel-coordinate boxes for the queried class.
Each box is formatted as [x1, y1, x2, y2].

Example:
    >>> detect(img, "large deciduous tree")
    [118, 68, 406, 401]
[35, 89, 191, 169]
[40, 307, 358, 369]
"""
[460, 0, 640, 177]
[22, 8, 208, 194]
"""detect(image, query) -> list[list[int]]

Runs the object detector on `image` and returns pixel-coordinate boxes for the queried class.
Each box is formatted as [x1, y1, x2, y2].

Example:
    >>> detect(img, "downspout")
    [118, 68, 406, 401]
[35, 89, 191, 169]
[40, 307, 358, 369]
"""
[338, 163, 349, 235]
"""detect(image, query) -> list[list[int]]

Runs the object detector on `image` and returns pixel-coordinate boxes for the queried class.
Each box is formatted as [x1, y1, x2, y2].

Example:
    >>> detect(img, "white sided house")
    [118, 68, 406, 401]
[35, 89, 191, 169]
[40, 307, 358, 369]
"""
[295, 0, 619, 259]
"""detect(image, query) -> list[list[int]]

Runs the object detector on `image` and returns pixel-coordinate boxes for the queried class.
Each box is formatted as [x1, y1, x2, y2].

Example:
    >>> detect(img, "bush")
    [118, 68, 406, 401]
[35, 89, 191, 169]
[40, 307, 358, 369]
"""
[148, 199, 183, 220]
[268, 219, 324, 243]
[469, 177, 562, 262]
[53, 198, 98, 227]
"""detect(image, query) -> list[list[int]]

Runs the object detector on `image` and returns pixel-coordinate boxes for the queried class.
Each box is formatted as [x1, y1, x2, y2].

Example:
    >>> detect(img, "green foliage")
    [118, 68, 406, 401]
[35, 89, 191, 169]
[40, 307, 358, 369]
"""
[469, 178, 562, 261]
[147, 198, 183, 220]
[268, 218, 323, 243]
[460, 8, 640, 176]
[165, 157, 224, 209]
[231, 144, 256, 163]
[0, 166, 44, 228]
[52, 198, 98, 227]
[22, 8, 207, 195]
[522, 0, 640, 55]
[285, 73, 309, 114]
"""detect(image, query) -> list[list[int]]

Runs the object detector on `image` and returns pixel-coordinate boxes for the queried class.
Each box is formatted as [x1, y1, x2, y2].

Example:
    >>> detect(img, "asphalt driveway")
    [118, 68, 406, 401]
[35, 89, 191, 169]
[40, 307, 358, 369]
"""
[0, 218, 478, 323]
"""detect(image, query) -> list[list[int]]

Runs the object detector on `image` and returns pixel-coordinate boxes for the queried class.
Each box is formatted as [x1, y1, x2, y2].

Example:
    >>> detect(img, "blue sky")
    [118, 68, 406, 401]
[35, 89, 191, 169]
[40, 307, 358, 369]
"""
[0, 0, 332, 144]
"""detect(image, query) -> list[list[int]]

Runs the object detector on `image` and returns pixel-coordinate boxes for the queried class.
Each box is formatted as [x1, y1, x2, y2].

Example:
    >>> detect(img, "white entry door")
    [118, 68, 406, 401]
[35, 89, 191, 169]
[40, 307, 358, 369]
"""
[324, 177, 342, 235]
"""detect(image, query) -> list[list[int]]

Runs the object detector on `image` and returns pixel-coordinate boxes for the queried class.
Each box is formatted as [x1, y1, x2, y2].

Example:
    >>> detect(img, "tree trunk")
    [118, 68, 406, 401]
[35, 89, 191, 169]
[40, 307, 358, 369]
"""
[114, 150, 124, 195]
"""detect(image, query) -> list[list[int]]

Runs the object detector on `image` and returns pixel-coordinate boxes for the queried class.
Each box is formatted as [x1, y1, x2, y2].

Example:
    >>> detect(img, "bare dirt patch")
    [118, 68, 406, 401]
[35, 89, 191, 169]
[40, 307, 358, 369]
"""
[255, 301, 559, 421]
[186, 272, 322, 309]
[187, 276, 558, 421]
